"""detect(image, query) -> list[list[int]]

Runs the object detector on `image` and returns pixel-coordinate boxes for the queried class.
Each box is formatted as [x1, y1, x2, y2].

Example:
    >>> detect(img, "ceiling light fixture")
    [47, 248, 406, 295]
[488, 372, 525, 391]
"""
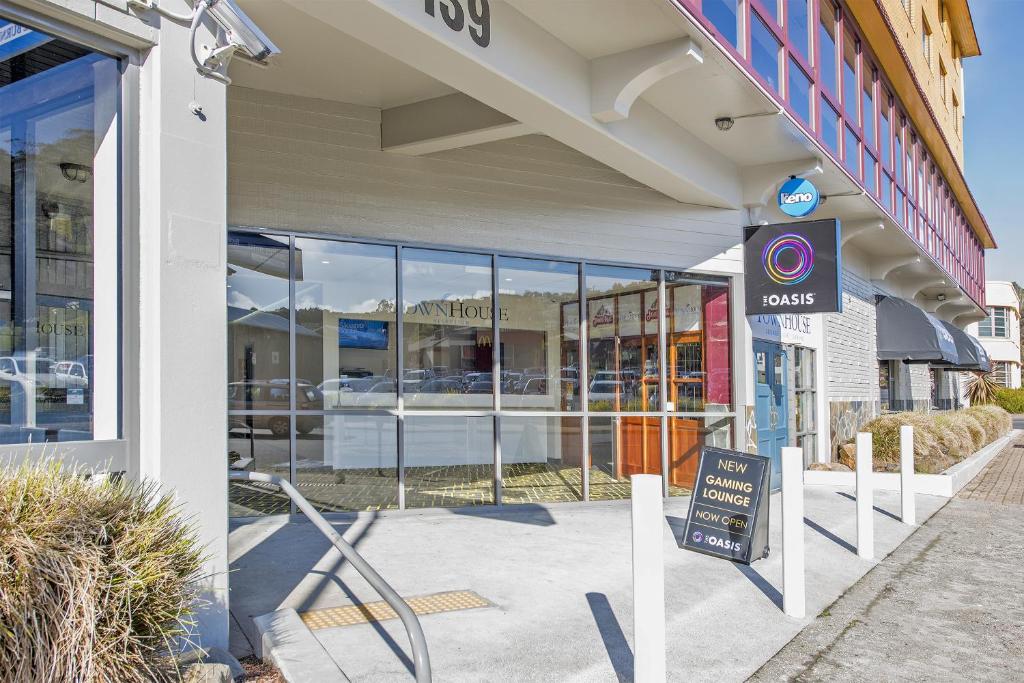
[714, 110, 780, 131]
[59, 162, 91, 183]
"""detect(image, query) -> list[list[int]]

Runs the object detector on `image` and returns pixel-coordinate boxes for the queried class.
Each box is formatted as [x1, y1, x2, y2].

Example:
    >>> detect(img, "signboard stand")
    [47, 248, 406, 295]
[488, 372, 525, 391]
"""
[681, 447, 771, 565]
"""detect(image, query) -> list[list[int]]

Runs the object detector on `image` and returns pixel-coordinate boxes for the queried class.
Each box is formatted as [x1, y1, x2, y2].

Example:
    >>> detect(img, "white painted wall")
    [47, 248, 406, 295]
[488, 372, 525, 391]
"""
[966, 281, 1021, 388]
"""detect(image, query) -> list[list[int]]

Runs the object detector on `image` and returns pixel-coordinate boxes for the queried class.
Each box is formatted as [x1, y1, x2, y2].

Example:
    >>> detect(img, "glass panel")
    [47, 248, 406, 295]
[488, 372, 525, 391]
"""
[880, 106, 891, 167]
[228, 233, 293, 412]
[403, 249, 493, 409]
[751, 13, 782, 92]
[818, 0, 838, 97]
[882, 174, 892, 213]
[821, 99, 840, 154]
[862, 69, 875, 147]
[588, 416, 662, 500]
[705, 0, 740, 48]
[586, 265, 660, 412]
[896, 189, 906, 226]
[842, 30, 858, 122]
[228, 415, 292, 516]
[844, 126, 860, 175]
[665, 279, 732, 412]
[795, 390, 815, 433]
[894, 128, 903, 184]
[787, 0, 810, 62]
[798, 434, 817, 464]
[501, 416, 583, 503]
[863, 150, 877, 194]
[404, 416, 494, 507]
[760, 0, 779, 23]
[668, 415, 734, 494]
[497, 257, 580, 411]
[0, 27, 120, 443]
[294, 239, 396, 409]
[294, 415, 398, 512]
[788, 58, 813, 125]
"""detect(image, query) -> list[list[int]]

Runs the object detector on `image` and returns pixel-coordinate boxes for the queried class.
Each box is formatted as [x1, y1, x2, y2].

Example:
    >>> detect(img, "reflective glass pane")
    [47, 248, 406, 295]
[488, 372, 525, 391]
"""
[665, 280, 732, 412]
[228, 233, 292, 410]
[501, 416, 583, 503]
[705, 0, 740, 47]
[787, 0, 810, 62]
[294, 239, 396, 409]
[403, 249, 493, 409]
[497, 257, 580, 411]
[0, 25, 119, 443]
[751, 13, 781, 92]
[586, 265, 660, 412]
[842, 30, 858, 122]
[294, 415, 398, 512]
[788, 58, 813, 125]
[228, 415, 292, 516]
[844, 126, 860, 175]
[818, 0, 838, 97]
[863, 150, 877, 194]
[821, 99, 840, 154]
[880, 107, 891, 167]
[589, 417, 662, 500]
[404, 416, 494, 507]
[862, 69, 875, 147]
[760, 0, 779, 23]
[668, 415, 733, 494]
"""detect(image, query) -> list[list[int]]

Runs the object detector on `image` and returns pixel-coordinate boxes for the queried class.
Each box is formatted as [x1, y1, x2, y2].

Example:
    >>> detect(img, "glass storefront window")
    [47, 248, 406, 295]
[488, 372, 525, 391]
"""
[787, 0, 811, 63]
[497, 257, 580, 411]
[294, 239, 397, 409]
[586, 265, 660, 412]
[501, 416, 583, 503]
[665, 277, 732, 412]
[819, 0, 838, 97]
[404, 416, 493, 508]
[588, 416, 662, 500]
[228, 415, 292, 516]
[705, 0, 740, 48]
[228, 233, 292, 412]
[667, 415, 734, 494]
[0, 21, 120, 443]
[403, 249, 493, 409]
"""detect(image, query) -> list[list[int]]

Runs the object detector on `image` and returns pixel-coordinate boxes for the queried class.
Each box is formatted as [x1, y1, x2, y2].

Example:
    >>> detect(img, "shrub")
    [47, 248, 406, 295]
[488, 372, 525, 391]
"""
[994, 387, 1024, 414]
[967, 404, 1013, 439]
[966, 372, 1000, 405]
[953, 412, 988, 451]
[858, 412, 942, 472]
[0, 461, 207, 682]
[931, 414, 974, 459]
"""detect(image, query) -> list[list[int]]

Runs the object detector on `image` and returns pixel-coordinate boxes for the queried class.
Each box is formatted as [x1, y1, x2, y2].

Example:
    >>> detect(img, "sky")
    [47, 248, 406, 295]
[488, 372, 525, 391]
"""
[964, 1, 1023, 285]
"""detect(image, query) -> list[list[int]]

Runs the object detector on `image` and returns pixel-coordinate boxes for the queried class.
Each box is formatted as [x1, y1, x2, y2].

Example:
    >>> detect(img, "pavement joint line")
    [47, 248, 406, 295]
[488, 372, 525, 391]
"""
[299, 590, 493, 630]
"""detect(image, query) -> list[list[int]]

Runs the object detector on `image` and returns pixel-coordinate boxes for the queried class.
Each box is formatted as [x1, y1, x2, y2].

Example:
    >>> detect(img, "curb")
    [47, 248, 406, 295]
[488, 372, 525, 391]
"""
[253, 608, 350, 683]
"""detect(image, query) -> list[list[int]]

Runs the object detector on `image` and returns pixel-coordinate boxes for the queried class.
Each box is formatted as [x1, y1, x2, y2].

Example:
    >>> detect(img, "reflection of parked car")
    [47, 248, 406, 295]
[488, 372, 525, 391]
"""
[414, 378, 462, 394]
[588, 380, 623, 403]
[227, 380, 323, 436]
[53, 361, 89, 386]
[466, 380, 494, 394]
[518, 378, 547, 395]
[0, 355, 88, 389]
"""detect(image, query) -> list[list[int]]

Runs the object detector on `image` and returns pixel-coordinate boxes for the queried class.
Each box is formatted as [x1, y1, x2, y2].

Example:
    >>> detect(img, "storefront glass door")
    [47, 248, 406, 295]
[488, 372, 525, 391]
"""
[753, 340, 787, 489]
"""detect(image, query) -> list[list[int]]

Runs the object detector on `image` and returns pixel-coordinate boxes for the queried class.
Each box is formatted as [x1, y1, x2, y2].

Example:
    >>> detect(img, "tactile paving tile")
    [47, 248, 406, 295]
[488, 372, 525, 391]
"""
[299, 590, 492, 630]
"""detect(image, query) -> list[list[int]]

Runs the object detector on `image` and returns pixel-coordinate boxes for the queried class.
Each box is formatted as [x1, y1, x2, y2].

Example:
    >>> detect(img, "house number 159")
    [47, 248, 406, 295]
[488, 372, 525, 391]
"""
[425, 0, 491, 48]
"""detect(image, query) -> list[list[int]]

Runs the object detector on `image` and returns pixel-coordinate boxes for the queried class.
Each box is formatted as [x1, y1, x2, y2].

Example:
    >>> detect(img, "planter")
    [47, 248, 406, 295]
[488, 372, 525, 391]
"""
[802, 430, 1019, 498]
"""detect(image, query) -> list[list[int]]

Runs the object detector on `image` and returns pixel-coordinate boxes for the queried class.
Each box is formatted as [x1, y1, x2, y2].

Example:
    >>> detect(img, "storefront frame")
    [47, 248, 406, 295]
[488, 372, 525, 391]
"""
[227, 225, 739, 512]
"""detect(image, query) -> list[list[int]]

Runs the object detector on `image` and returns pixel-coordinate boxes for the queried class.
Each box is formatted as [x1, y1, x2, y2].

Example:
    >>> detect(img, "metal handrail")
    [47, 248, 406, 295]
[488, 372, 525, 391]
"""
[230, 470, 431, 682]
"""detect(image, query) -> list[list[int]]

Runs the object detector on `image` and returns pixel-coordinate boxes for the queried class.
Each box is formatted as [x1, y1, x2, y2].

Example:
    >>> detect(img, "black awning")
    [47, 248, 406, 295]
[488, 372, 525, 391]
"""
[876, 296, 959, 364]
[938, 321, 992, 372]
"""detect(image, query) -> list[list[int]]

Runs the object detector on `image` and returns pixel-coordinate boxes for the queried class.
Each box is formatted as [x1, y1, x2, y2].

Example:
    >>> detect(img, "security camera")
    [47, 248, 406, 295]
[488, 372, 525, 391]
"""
[205, 0, 279, 63]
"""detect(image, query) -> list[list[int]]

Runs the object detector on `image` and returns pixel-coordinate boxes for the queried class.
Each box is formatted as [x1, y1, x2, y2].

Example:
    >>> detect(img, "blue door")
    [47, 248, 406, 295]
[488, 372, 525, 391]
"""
[753, 341, 788, 490]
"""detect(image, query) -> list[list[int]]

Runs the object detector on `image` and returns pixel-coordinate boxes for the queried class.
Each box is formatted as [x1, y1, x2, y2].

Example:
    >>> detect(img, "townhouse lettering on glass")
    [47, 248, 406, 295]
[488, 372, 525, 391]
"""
[425, 0, 490, 47]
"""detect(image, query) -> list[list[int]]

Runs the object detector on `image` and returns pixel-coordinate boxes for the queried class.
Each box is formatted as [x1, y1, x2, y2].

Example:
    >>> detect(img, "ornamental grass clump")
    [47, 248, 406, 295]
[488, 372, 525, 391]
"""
[0, 461, 207, 682]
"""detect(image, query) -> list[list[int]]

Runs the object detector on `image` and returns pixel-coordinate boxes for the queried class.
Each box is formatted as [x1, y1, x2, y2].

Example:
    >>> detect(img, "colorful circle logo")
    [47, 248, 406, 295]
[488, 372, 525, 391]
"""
[692, 531, 704, 543]
[762, 233, 815, 286]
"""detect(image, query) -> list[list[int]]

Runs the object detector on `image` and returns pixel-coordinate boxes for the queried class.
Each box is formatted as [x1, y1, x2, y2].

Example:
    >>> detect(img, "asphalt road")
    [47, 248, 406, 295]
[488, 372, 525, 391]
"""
[750, 431, 1024, 682]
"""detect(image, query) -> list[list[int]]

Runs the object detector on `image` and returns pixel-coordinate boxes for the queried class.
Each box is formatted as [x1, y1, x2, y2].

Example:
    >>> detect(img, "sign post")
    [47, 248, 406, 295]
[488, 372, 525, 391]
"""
[631, 474, 666, 682]
[781, 446, 805, 618]
[856, 432, 874, 560]
[900, 426, 916, 525]
[681, 447, 771, 564]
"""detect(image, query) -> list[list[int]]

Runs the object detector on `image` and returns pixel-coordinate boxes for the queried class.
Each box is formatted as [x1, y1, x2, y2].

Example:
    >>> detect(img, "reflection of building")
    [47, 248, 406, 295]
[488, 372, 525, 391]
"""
[966, 282, 1022, 389]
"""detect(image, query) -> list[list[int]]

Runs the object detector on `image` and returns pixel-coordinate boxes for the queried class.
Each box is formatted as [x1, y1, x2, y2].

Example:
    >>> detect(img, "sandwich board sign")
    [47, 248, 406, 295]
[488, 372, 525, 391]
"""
[681, 447, 771, 565]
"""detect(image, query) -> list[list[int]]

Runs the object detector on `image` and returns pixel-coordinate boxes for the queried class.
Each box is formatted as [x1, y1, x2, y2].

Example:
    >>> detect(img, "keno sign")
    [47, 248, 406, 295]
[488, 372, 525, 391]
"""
[776, 177, 820, 218]
[743, 219, 843, 315]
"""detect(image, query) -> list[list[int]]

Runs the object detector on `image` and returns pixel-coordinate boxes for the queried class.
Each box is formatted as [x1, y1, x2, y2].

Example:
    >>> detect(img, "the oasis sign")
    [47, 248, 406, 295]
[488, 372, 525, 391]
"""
[681, 447, 771, 565]
[743, 219, 842, 315]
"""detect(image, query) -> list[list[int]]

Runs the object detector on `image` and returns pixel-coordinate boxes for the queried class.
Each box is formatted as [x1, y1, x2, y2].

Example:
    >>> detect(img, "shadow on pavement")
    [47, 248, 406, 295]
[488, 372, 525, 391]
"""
[585, 592, 633, 683]
[664, 515, 688, 548]
[835, 491, 901, 522]
[804, 517, 856, 554]
[447, 503, 556, 526]
[734, 563, 783, 610]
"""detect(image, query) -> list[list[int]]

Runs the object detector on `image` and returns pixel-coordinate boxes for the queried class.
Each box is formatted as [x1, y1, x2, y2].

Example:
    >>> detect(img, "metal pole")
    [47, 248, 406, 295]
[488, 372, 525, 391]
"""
[631, 474, 666, 681]
[856, 432, 874, 560]
[900, 425, 916, 525]
[781, 446, 805, 618]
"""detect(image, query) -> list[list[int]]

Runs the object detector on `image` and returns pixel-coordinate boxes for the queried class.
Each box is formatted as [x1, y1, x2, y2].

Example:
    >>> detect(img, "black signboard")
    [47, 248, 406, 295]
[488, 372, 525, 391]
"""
[681, 447, 771, 565]
[744, 219, 842, 315]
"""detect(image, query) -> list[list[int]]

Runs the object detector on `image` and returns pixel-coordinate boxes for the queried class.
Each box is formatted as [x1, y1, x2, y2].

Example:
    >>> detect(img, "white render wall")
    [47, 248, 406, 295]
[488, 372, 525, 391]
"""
[825, 251, 879, 403]
[226, 87, 744, 274]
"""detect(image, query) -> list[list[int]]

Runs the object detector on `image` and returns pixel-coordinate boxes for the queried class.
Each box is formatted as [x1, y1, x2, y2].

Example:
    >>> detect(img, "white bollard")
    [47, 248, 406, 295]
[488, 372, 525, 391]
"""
[781, 446, 805, 618]
[631, 474, 666, 682]
[856, 432, 874, 560]
[900, 425, 916, 526]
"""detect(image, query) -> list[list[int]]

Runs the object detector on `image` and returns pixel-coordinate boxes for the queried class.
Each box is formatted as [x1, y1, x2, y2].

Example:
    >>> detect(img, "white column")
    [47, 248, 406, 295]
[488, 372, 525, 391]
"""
[900, 425, 916, 525]
[856, 432, 874, 560]
[781, 446, 805, 618]
[631, 474, 666, 682]
[135, 1, 229, 649]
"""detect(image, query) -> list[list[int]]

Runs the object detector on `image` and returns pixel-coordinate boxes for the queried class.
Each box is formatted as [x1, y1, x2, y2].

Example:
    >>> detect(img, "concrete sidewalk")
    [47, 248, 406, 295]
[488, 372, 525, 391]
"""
[229, 480, 948, 682]
[751, 432, 1024, 682]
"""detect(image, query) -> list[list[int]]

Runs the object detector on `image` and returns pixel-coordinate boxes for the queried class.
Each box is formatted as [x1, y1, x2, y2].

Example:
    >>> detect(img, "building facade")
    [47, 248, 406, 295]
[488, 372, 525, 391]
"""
[0, 0, 994, 648]
[967, 281, 1022, 388]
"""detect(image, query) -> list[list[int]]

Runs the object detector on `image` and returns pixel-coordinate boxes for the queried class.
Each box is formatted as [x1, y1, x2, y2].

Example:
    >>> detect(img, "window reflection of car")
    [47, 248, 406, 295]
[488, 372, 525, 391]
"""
[0, 355, 88, 389]
[227, 380, 322, 436]
[353, 379, 398, 405]
[588, 381, 624, 402]
[518, 378, 547, 395]
[53, 361, 89, 386]
[414, 378, 462, 394]
[402, 369, 433, 391]
[462, 372, 492, 390]
[466, 380, 494, 394]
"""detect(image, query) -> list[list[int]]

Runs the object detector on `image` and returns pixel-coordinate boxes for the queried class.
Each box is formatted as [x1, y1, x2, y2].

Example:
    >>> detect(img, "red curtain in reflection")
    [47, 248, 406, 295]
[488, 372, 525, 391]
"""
[703, 287, 731, 406]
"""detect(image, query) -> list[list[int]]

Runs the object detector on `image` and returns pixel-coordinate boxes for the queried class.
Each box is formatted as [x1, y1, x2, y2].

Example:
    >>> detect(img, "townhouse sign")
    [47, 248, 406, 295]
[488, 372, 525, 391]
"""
[744, 219, 842, 315]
